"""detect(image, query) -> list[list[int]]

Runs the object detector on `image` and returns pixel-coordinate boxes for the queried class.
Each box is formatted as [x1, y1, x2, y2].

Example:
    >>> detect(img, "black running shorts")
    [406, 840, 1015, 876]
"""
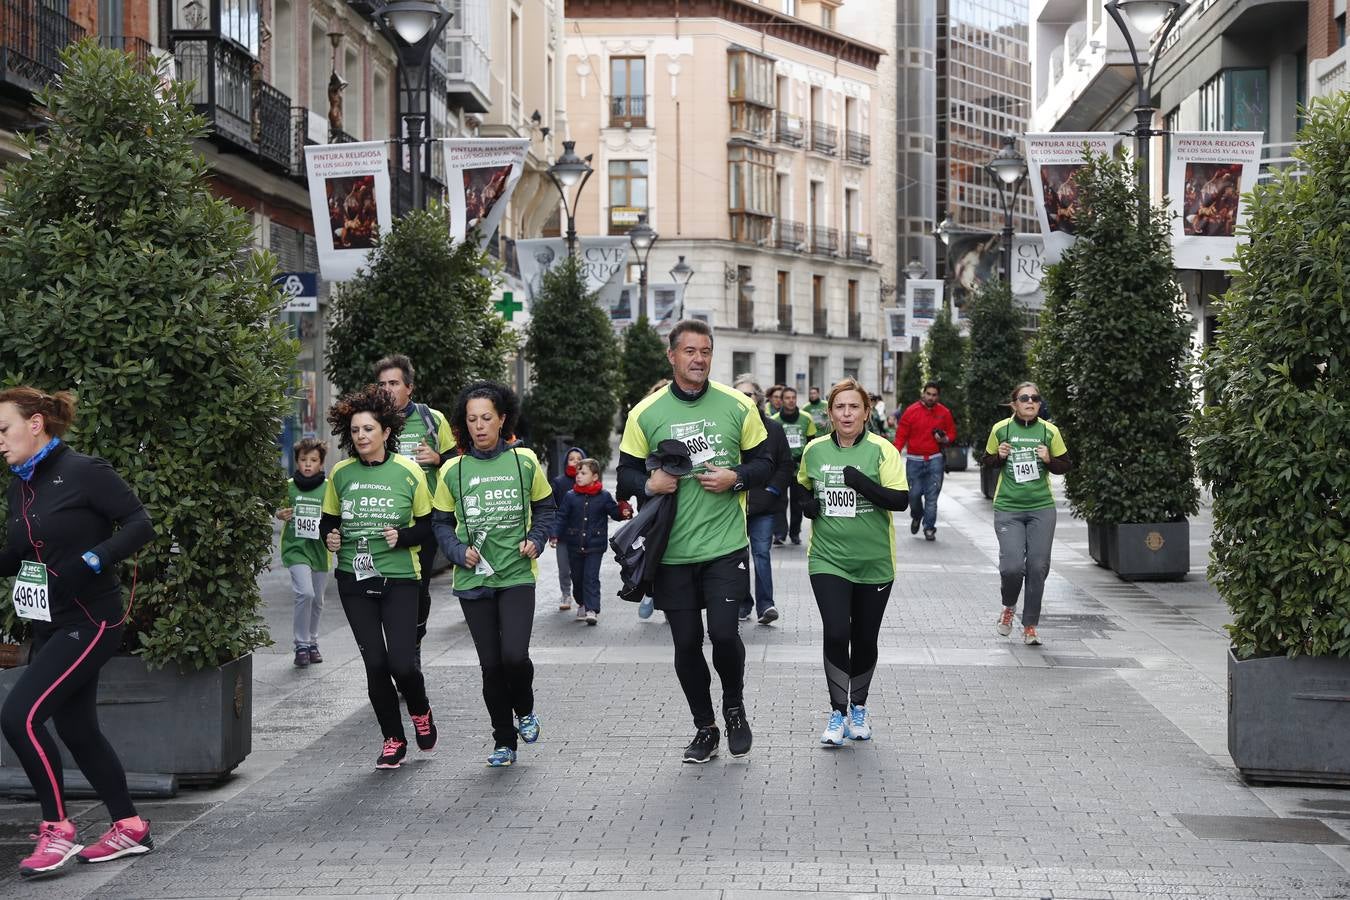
[651, 548, 751, 612]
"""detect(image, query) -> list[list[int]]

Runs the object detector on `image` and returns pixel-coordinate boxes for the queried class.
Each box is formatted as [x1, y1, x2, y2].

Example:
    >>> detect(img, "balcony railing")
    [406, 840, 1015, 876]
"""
[810, 122, 838, 155]
[290, 106, 308, 175]
[737, 298, 755, 330]
[610, 94, 646, 126]
[98, 33, 153, 67]
[175, 36, 255, 151]
[0, 0, 86, 93]
[776, 301, 792, 333]
[255, 80, 292, 173]
[774, 219, 804, 251]
[811, 226, 838, 256]
[812, 306, 828, 336]
[847, 233, 872, 261]
[847, 311, 861, 339]
[845, 129, 870, 164]
[775, 111, 804, 147]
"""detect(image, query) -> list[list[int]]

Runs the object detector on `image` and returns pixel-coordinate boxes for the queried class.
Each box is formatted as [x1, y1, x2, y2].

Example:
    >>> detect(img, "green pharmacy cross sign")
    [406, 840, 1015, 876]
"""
[494, 292, 524, 321]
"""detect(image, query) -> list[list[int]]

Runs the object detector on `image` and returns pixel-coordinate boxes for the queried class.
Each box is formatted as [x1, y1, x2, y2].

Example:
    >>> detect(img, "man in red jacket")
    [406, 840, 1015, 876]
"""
[892, 381, 957, 541]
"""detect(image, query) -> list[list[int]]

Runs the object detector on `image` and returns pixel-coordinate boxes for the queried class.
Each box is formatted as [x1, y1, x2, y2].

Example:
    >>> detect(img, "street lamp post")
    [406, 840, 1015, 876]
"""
[1104, 0, 1188, 225]
[628, 214, 658, 321]
[669, 254, 695, 322]
[547, 141, 594, 257]
[370, 0, 453, 212]
[983, 135, 1028, 285]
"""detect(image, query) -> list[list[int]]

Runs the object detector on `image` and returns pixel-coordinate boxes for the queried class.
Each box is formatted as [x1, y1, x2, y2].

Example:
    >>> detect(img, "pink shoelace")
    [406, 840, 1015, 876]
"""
[28, 823, 77, 857]
[381, 737, 404, 755]
[411, 713, 432, 737]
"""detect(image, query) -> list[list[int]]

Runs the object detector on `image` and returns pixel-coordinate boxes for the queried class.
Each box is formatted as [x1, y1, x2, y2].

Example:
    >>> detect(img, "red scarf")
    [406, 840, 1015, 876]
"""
[574, 481, 603, 496]
[564, 464, 577, 477]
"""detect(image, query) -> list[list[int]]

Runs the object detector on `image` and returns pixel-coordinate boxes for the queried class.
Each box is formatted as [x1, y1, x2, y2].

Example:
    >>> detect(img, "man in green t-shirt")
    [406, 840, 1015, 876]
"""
[617, 319, 773, 765]
[803, 386, 831, 436]
[375, 354, 456, 652]
[771, 386, 817, 545]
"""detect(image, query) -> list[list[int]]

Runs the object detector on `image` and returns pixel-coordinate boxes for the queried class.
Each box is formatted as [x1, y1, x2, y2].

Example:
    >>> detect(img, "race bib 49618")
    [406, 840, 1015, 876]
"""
[12, 560, 51, 622]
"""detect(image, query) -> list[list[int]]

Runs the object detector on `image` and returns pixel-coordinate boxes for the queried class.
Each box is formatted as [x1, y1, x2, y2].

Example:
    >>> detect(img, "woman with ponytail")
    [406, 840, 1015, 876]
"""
[0, 387, 155, 877]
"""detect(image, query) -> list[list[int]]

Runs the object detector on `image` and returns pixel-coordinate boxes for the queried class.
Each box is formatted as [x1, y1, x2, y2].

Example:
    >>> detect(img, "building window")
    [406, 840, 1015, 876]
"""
[843, 357, 860, 379]
[611, 57, 646, 126]
[728, 144, 775, 243]
[1199, 68, 1269, 139]
[776, 270, 791, 333]
[847, 280, 860, 339]
[733, 351, 755, 378]
[608, 160, 649, 234]
[728, 49, 775, 140]
[221, 0, 260, 55]
[812, 275, 826, 336]
[737, 265, 755, 330]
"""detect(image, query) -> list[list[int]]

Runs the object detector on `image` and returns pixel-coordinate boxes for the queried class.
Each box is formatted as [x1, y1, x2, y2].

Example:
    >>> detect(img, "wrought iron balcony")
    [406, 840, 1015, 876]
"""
[174, 36, 256, 151]
[845, 129, 870, 164]
[255, 80, 292, 173]
[776, 301, 792, 333]
[848, 311, 862, 339]
[847, 233, 872, 261]
[610, 94, 646, 127]
[810, 122, 838, 155]
[775, 111, 804, 147]
[0, 0, 85, 94]
[98, 34, 154, 67]
[812, 306, 828, 336]
[774, 219, 804, 251]
[737, 297, 755, 331]
[811, 226, 839, 256]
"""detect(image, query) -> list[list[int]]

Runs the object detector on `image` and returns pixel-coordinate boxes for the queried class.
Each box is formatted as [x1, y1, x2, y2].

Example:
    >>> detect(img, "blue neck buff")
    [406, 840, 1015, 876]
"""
[11, 437, 61, 482]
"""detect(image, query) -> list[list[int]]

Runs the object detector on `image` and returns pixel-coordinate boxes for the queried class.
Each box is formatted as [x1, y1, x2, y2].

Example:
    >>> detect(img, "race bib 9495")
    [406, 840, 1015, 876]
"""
[12, 560, 51, 621]
[294, 500, 321, 540]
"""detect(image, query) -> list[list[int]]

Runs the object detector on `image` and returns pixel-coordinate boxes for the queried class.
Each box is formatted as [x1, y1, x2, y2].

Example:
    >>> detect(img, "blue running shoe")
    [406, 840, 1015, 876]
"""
[638, 596, 655, 619]
[517, 713, 541, 744]
[486, 747, 516, 767]
[820, 710, 846, 746]
[846, 705, 872, 741]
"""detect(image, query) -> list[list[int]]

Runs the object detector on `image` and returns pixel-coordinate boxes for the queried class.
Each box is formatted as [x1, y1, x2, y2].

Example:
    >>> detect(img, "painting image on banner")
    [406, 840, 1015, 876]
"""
[1168, 132, 1262, 270]
[947, 232, 999, 310]
[1025, 133, 1118, 264]
[444, 138, 529, 250]
[305, 141, 393, 281]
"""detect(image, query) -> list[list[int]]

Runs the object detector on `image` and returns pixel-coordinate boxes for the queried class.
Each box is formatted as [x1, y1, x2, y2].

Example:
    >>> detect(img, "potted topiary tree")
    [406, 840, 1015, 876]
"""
[525, 256, 622, 470]
[1037, 151, 1197, 579]
[1192, 94, 1350, 784]
[923, 307, 970, 471]
[964, 279, 1029, 499]
[897, 351, 924, 414]
[0, 43, 296, 784]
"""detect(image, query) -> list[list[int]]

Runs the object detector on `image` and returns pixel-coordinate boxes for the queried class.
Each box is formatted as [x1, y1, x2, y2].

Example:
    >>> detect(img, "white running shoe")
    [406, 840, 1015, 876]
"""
[997, 606, 1015, 636]
[820, 710, 847, 746]
[846, 705, 872, 741]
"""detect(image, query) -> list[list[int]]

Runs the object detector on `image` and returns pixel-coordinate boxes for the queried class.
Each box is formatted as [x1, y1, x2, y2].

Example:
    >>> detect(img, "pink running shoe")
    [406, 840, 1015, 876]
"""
[19, 820, 83, 878]
[78, 819, 153, 864]
[411, 710, 437, 752]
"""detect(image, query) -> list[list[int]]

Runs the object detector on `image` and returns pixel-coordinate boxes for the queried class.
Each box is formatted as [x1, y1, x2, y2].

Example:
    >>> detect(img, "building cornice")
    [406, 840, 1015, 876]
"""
[565, 0, 885, 69]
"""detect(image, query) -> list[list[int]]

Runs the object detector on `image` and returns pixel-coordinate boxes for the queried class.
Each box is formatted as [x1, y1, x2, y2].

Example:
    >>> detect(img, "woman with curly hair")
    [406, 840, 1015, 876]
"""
[432, 381, 555, 767]
[319, 385, 437, 770]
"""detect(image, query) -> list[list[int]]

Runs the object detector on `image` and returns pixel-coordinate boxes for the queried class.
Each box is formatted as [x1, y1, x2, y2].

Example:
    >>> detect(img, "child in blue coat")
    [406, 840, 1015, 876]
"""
[549, 458, 630, 625]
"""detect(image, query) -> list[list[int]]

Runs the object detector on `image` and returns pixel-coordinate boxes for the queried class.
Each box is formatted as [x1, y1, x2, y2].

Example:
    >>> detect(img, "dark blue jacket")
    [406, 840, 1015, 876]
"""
[553, 488, 625, 552]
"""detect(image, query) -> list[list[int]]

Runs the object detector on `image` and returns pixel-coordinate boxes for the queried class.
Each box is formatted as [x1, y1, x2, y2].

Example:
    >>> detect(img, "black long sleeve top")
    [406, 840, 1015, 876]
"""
[1, 443, 154, 629]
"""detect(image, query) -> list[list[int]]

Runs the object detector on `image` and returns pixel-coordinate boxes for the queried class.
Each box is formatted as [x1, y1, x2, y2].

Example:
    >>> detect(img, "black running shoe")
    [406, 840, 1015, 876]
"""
[411, 709, 437, 752]
[682, 726, 720, 764]
[910, 517, 921, 534]
[376, 737, 407, 769]
[758, 606, 779, 625]
[724, 707, 753, 758]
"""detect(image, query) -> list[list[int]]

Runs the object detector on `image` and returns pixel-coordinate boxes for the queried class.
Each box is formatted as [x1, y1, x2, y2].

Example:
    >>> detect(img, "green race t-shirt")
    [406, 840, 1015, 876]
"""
[803, 400, 832, 435]
[620, 381, 769, 565]
[281, 478, 331, 571]
[396, 404, 455, 480]
[985, 416, 1068, 512]
[797, 432, 908, 584]
[322, 453, 433, 580]
[432, 446, 552, 592]
[772, 410, 818, 460]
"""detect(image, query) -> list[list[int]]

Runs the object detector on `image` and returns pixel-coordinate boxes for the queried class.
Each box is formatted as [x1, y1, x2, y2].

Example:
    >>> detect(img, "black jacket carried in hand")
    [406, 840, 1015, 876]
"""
[1, 443, 154, 629]
[609, 491, 678, 602]
[747, 414, 793, 518]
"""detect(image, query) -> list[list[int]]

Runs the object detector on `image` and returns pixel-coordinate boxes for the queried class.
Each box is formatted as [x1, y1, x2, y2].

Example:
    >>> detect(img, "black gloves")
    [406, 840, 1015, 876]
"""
[842, 465, 871, 491]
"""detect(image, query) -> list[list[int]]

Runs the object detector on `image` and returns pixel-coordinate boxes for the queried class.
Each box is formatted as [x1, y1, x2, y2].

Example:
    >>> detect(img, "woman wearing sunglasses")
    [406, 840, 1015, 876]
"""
[982, 382, 1071, 646]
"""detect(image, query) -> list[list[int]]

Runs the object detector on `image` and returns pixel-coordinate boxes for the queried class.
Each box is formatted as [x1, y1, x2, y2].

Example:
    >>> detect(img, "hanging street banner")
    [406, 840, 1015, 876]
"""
[648, 283, 685, 329]
[946, 232, 1000, 312]
[1011, 233, 1046, 308]
[1025, 132, 1119, 264]
[305, 141, 393, 281]
[905, 278, 943, 345]
[884, 307, 907, 352]
[1168, 132, 1263, 270]
[514, 237, 630, 314]
[444, 138, 530, 250]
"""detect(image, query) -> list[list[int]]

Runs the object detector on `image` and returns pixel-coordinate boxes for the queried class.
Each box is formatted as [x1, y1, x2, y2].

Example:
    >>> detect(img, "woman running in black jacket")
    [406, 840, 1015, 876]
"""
[0, 387, 155, 878]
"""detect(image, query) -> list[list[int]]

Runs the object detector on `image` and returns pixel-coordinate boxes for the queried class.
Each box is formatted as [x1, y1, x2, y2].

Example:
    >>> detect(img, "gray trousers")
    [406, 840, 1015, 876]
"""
[288, 564, 328, 648]
[994, 507, 1056, 627]
[554, 543, 573, 599]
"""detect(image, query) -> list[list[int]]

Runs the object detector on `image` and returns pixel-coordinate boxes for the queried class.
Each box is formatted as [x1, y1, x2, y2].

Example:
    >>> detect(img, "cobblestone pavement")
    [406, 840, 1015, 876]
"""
[3, 472, 1349, 899]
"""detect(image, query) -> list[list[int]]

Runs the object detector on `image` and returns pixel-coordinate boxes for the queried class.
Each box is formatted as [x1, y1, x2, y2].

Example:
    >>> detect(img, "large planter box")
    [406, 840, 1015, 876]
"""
[942, 445, 968, 472]
[0, 653, 251, 786]
[1087, 521, 1112, 568]
[979, 464, 999, 500]
[1229, 649, 1350, 786]
[1108, 520, 1189, 581]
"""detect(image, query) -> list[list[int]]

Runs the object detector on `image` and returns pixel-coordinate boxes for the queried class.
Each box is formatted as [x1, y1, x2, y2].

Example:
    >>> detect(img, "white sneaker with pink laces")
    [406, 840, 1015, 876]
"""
[78, 818, 153, 864]
[19, 820, 83, 877]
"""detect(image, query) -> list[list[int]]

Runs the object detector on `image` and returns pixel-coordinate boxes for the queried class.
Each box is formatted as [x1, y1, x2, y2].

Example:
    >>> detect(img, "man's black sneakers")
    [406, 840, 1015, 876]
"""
[724, 707, 753, 758]
[910, 516, 921, 534]
[682, 726, 720, 764]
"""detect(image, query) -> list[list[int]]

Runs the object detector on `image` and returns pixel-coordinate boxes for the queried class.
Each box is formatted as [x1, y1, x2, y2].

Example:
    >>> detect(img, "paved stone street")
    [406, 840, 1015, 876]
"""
[3, 471, 1350, 899]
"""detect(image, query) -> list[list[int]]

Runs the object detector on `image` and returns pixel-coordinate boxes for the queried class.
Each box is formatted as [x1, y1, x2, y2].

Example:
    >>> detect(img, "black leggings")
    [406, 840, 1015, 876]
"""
[666, 603, 745, 729]
[337, 574, 429, 742]
[0, 622, 135, 822]
[416, 542, 436, 644]
[810, 574, 893, 713]
[459, 585, 535, 751]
